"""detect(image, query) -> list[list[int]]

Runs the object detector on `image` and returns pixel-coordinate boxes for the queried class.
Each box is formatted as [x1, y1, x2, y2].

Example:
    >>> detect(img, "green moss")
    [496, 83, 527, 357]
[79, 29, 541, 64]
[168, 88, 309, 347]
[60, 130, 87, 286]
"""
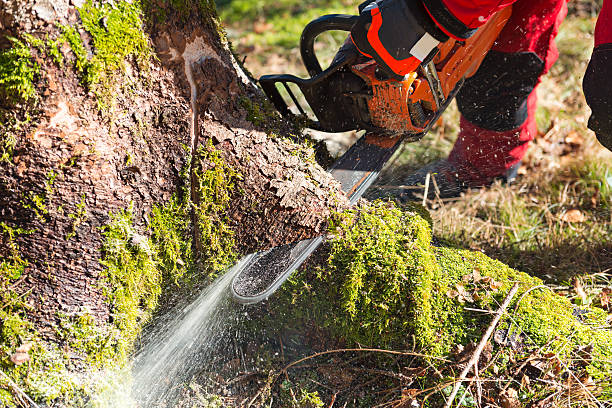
[0, 189, 200, 406]
[66, 194, 88, 240]
[239, 96, 278, 129]
[21, 32, 64, 68]
[280, 380, 325, 408]
[193, 144, 239, 276]
[0, 223, 31, 346]
[46, 38, 64, 66]
[61, 0, 152, 109]
[239, 95, 308, 135]
[277, 200, 612, 383]
[56, 310, 123, 369]
[0, 36, 39, 104]
[150, 194, 193, 283]
[20, 170, 57, 222]
[0, 388, 16, 408]
[99, 207, 162, 361]
[0, 105, 33, 163]
[305, 201, 449, 355]
[0, 133, 16, 163]
[436, 248, 612, 394]
[95, 192, 197, 359]
[0, 223, 92, 406]
[60, 25, 89, 73]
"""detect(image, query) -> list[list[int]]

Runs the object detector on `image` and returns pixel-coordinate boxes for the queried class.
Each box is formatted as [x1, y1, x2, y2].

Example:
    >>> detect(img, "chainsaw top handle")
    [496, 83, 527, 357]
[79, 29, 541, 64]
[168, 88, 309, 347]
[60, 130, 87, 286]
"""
[300, 14, 359, 77]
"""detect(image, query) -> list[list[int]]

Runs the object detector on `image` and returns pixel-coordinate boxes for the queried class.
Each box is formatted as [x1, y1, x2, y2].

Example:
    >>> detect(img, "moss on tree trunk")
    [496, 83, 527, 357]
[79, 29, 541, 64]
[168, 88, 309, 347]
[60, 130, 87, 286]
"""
[0, 0, 347, 405]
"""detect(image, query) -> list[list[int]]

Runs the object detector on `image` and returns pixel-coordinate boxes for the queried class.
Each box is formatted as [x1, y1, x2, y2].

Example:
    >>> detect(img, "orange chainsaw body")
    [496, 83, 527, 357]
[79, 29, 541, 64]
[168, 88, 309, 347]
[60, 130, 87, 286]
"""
[350, 6, 512, 134]
[259, 7, 512, 138]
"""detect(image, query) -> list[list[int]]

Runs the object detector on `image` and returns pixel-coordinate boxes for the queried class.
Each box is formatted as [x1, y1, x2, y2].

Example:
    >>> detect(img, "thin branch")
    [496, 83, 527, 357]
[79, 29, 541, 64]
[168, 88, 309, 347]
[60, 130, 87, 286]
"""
[422, 172, 431, 207]
[0, 369, 40, 408]
[444, 283, 520, 408]
[282, 348, 449, 373]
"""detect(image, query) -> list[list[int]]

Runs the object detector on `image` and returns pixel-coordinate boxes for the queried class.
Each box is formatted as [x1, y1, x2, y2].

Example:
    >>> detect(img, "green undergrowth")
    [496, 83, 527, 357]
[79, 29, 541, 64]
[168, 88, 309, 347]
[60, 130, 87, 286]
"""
[275, 201, 612, 384]
[219, 0, 352, 50]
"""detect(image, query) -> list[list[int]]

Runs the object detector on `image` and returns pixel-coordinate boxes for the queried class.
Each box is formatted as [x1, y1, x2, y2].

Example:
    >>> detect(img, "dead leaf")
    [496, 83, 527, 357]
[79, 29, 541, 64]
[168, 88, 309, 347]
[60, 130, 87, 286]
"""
[10, 343, 32, 366]
[489, 280, 503, 291]
[521, 373, 531, 388]
[401, 389, 419, 398]
[500, 388, 521, 408]
[446, 289, 459, 299]
[600, 288, 611, 311]
[10, 352, 30, 365]
[480, 276, 492, 284]
[564, 131, 584, 147]
[400, 388, 421, 407]
[16, 343, 32, 353]
[572, 277, 588, 305]
[253, 20, 273, 34]
[560, 209, 586, 223]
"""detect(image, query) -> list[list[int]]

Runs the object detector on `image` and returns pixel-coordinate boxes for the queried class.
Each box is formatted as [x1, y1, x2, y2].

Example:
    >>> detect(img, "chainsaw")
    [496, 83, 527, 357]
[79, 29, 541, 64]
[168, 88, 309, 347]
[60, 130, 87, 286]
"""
[231, 7, 511, 304]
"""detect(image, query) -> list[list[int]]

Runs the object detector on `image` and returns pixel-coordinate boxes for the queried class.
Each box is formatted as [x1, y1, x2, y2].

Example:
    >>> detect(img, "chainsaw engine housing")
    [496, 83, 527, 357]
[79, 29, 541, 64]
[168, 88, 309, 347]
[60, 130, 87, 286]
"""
[259, 9, 512, 138]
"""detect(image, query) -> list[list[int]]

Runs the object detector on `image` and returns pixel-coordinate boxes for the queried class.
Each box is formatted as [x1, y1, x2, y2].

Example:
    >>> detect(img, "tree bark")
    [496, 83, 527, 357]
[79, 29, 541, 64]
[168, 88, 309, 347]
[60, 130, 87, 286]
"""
[0, 0, 347, 367]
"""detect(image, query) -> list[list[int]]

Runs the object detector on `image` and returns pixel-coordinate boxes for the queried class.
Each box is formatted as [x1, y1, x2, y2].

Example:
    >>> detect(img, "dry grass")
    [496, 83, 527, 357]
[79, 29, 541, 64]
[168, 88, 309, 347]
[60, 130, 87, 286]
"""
[401, 15, 612, 286]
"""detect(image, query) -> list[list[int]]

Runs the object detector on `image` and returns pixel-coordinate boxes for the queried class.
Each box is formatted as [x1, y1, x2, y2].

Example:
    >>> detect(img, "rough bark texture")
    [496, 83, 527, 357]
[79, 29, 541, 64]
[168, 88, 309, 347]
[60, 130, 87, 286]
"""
[0, 0, 348, 348]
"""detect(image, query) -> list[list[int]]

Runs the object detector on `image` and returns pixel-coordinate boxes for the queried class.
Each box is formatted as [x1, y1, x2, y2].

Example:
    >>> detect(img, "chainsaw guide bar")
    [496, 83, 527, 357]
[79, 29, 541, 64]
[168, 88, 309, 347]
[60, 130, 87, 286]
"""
[230, 9, 511, 304]
[231, 134, 405, 304]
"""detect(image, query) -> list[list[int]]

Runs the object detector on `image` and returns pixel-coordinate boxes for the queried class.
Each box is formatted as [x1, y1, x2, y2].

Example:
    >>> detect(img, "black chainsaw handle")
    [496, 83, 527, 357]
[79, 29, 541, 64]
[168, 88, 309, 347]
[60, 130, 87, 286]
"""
[300, 14, 359, 77]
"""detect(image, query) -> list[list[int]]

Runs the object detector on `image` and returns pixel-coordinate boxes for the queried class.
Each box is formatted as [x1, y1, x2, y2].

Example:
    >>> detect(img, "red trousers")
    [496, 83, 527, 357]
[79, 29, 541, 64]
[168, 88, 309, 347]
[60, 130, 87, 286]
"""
[448, 0, 568, 184]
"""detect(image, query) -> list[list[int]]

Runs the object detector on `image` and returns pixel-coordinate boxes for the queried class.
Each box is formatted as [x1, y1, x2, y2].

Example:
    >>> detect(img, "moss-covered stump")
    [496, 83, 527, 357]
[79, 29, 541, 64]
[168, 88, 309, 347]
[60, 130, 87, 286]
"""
[273, 201, 612, 403]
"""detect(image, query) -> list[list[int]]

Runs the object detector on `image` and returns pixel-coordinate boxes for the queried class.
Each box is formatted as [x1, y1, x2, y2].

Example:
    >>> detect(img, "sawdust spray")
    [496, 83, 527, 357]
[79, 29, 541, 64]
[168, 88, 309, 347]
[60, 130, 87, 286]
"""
[129, 255, 254, 406]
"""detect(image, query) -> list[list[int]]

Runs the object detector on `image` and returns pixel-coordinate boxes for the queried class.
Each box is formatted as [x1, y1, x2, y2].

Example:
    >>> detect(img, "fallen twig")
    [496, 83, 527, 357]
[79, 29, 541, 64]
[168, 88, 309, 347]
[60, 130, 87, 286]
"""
[502, 312, 605, 407]
[0, 369, 40, 408]
[283, 348, 449, 373]
[444, 283, 520, 408]
[422, 172, 431, 207]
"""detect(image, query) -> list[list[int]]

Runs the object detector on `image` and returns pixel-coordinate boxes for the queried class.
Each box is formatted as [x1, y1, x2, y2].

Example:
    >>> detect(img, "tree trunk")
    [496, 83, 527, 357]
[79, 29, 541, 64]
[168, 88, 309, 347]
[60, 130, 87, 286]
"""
[0, 0, 347, 403]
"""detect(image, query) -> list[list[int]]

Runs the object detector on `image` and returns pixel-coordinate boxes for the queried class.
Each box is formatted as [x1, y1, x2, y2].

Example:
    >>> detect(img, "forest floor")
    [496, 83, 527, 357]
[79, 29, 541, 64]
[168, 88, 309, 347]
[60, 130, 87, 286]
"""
[169, 1, 612, 407]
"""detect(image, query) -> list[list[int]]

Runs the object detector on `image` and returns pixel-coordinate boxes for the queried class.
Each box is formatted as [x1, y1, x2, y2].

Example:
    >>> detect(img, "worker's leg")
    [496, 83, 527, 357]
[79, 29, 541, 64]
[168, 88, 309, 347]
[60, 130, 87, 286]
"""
[447, 0, 568, 186]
